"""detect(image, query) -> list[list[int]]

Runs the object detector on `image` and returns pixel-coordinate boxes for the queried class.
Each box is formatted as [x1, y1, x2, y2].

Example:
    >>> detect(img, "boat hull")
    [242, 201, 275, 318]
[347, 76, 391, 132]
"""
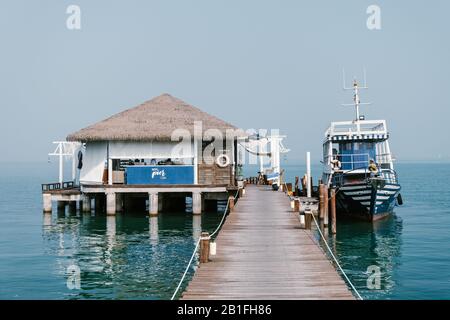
[336, 182, 401, 221]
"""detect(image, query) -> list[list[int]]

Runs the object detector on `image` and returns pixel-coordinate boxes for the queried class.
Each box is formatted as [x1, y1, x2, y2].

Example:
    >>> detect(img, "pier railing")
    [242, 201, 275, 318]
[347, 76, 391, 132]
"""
[41, 181, 76, 192]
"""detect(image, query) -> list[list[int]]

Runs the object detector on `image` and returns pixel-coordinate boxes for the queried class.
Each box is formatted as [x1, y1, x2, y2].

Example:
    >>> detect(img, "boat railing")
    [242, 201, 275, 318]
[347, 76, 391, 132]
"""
[333, 168, 369, 186]
[325, 119, 387, 137]
[375, 153, 393, 165]
[326, 152, 394, 168]
[332, 167, 398, 186]
[380, 168, 398, 184]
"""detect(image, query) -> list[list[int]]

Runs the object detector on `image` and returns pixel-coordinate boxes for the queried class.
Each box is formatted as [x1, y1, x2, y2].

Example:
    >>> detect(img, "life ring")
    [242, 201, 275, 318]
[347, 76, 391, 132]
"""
[216, 154, 230, 167]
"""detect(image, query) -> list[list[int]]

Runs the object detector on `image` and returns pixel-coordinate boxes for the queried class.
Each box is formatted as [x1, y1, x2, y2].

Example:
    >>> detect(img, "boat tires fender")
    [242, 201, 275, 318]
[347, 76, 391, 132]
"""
[397, 193, 404, 206]
[216, 154, 230, 167]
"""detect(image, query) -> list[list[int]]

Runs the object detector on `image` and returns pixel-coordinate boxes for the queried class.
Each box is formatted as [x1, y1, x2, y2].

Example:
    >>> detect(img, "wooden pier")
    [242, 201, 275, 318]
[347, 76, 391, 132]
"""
[182, 185, 354, 300]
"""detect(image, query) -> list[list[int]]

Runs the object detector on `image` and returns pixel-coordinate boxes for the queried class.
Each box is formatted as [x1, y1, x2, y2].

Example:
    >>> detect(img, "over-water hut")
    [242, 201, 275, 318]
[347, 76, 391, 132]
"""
[43, 94, 245, 215]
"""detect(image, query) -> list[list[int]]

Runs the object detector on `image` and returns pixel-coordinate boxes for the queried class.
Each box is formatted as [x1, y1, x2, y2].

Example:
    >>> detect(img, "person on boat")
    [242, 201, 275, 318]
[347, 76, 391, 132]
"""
[368, 159, 379, 177]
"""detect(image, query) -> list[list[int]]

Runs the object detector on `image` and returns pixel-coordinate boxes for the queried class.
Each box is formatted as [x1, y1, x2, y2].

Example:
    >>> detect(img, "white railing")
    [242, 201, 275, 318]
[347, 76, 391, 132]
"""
[325, 119, 387, 137]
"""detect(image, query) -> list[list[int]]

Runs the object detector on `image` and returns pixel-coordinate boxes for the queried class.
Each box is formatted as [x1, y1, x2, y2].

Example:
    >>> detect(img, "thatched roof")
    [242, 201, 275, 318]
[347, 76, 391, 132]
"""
[67, 94, 244, 142]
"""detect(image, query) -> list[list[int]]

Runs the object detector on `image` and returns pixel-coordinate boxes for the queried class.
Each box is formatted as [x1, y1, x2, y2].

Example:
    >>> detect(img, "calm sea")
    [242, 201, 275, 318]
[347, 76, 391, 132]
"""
[0, 162, 449, 299]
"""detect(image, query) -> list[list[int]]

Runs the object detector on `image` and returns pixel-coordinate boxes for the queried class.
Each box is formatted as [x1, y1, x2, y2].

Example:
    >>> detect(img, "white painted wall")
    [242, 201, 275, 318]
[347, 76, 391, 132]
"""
[80, 141, 107, 184]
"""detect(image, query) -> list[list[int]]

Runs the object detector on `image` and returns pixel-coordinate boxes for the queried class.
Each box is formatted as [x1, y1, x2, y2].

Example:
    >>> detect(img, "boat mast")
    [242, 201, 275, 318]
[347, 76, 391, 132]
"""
[342, 69, 370, 134]
[353, 80, 361, 128]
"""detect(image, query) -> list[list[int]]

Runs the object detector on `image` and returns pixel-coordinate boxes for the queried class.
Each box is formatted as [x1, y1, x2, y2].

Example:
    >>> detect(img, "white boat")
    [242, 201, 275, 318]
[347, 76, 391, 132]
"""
[321, 74, 403, 221]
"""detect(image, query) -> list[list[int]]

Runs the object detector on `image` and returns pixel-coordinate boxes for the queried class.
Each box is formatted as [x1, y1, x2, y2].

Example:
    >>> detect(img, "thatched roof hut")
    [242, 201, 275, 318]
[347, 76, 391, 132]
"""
[67, 94, 243, 142]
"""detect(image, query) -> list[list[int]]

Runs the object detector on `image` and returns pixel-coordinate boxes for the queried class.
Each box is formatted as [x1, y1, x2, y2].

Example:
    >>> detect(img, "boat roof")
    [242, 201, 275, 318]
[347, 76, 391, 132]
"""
[324, 119, 388, 143]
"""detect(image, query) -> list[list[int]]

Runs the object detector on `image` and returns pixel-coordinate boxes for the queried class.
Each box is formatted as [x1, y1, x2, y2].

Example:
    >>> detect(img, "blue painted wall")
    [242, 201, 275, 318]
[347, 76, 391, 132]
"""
[125, 165, 194, 185]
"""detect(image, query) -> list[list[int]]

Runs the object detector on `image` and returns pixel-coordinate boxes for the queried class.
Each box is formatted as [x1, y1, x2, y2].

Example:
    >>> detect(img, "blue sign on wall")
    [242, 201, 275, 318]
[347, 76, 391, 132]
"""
[125, 165, 194, 185]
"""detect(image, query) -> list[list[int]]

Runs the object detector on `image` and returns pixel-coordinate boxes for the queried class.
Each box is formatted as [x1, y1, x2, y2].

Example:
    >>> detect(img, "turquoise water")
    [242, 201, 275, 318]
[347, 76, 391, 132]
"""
[0, 162, 223, 299]
[279, 162, 450, 299]
[0, 162, 449, 299]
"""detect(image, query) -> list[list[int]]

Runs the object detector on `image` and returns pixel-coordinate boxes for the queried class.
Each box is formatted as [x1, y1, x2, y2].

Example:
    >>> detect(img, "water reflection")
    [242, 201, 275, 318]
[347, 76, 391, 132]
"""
[321, 213, 403, 299]
[105, 216, 116, 274]
[149, 216, 159, 244]
[41, 211, 222, 299]
[192, 215, 201, 242]
[43, 213, 52, 227]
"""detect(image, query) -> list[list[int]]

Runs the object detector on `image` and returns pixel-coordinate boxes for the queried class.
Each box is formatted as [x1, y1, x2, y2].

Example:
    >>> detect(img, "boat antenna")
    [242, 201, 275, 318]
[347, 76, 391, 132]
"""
[342, 68, 371, 132]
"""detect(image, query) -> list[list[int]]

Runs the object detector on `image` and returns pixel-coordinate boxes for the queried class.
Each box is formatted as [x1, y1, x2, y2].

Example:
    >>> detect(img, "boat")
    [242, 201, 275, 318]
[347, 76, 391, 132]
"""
[321, 74, 403, 221]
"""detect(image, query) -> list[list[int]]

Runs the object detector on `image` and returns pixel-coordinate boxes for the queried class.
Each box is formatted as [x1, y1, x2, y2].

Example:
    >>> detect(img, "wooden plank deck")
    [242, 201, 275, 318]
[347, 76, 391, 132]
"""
[182, 185, 354, 300]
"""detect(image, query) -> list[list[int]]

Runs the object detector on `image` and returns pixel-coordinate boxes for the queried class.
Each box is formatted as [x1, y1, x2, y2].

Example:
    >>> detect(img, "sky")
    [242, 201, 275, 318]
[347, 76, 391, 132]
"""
[0, 0, 449, 163]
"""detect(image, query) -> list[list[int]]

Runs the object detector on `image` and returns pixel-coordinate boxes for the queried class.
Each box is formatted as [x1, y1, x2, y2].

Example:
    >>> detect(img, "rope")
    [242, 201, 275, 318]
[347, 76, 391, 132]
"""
[210, 189, 239, 239]
[170, 189, 240, 300]
[310, 212, 363, 300]
[284, 181, 362, 300]
[170, 237, 201, 300]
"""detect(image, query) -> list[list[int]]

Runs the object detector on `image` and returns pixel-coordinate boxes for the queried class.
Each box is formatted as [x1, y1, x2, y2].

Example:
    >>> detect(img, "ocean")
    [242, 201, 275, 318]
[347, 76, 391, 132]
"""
[0, 162, 449, 299]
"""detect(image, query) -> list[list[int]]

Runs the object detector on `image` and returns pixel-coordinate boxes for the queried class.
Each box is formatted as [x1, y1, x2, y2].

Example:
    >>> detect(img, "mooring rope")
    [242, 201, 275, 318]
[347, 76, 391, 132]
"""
[170, 237, 201, 300]
[309, 211, 363, 300]
[210, 189, 239, 239]
[283, 182, 363, 300]
[170, 189, 239, 300]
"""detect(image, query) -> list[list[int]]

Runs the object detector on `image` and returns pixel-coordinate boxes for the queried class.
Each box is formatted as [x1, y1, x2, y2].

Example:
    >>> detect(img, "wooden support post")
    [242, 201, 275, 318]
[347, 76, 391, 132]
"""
[228, 195, 235, 212]
[324, 185, 329, 227]
[301, 175, 307, 196]
[106, 192, 116, 215]
[149, 192, 159, 216]
[305, 209, 312, 230]
[43, 194, 52, 213]
[294, 199, 300, 212]
[200, 232, 210, 263]
[330, 188, 337, 234]
[319, 184, 325, 219]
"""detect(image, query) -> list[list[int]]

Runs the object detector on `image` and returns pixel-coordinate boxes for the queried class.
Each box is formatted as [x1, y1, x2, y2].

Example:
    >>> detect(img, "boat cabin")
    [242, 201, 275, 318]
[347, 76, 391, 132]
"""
[322, 119, 396, 185]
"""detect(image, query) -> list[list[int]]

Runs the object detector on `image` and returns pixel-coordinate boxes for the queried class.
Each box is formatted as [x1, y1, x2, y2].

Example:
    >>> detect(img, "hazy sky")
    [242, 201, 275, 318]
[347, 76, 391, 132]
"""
[1, 0, 449, 163]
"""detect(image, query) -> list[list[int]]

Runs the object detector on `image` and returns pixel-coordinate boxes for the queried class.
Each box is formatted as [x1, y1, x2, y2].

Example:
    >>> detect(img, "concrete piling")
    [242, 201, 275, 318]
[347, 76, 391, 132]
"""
[43, 194, 52, 213]
[149, 192, 159, 216]
[106, 192, 116, 215]
[192, 192, 202, 215]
